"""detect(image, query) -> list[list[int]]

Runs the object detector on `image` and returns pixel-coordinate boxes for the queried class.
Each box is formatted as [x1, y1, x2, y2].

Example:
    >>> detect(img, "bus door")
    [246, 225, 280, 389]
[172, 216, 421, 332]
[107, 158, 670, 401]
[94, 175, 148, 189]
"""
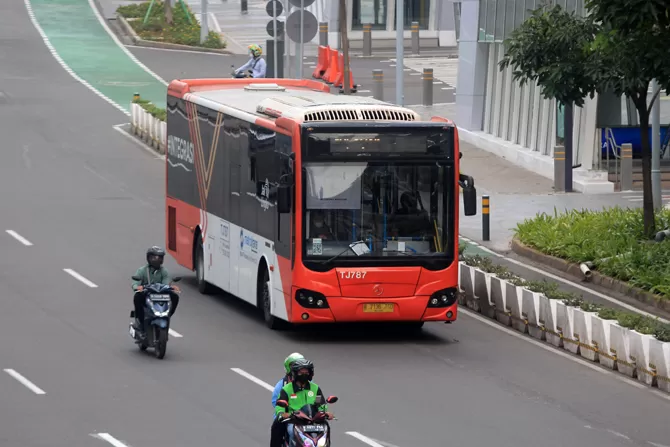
[228, 123, 242, 297]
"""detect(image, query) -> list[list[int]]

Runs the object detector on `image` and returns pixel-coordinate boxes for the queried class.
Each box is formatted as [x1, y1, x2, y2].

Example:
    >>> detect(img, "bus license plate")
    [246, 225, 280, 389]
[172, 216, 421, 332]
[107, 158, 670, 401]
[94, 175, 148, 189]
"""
[363, 303, 394, 313]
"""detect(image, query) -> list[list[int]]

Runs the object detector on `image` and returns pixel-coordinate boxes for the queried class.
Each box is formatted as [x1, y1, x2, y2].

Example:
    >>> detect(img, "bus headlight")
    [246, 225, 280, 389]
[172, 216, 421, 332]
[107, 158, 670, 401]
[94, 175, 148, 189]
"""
[427, 288, 458, 308]
[295, 289, 329, 309]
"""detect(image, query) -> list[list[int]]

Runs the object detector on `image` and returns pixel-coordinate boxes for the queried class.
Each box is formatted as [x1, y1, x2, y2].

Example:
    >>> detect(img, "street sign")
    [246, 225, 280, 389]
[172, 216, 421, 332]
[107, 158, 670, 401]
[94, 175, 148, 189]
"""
[288, 0, 315, 7]
[266, 20, 285, 38]
[286, 9, 318, 43]
[266, 0, 284, 17]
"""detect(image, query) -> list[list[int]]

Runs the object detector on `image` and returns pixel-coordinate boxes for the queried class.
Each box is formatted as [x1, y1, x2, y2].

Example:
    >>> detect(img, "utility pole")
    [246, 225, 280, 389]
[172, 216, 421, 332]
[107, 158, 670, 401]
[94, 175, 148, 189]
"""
[339, 0, 351, 94]
[651, 78, 662, 210]
[165, 0, 173, 25]
[395, 0, 404, 105]
[200, 0, 209, 44]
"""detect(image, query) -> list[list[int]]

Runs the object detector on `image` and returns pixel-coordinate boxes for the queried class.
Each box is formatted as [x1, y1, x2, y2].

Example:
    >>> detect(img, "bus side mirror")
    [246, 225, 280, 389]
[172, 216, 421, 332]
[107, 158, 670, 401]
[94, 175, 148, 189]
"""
[459, 174, 477, 217]
[277, 185, 292, 214]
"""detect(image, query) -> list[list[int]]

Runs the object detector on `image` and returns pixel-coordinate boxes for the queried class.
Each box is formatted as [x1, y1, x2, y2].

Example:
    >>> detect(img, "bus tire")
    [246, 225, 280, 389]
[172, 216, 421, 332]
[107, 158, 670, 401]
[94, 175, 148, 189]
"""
[403, 322, 424, 331]
[258, 267, 285, 330]
[195, 240, 215, 295]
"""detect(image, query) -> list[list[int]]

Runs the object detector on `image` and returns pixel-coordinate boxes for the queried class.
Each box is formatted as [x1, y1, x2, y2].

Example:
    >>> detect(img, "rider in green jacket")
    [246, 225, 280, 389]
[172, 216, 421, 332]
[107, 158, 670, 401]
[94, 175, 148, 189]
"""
[275, 358, 333, 445]
[132, 246, 180, 332]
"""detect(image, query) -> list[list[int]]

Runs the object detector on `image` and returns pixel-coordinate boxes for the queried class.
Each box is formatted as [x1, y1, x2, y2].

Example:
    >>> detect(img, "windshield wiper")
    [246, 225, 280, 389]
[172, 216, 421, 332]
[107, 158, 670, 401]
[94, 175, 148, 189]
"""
[314, 240, 371, 264]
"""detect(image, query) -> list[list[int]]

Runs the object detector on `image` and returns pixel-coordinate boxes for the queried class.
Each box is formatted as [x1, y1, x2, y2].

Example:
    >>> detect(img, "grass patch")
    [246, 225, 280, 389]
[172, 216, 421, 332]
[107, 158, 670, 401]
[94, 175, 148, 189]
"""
[514, 207, 670, 301]
[461, 253, 670, 342]
[117, 0, 226, 49]
[133, 96, 166, 121]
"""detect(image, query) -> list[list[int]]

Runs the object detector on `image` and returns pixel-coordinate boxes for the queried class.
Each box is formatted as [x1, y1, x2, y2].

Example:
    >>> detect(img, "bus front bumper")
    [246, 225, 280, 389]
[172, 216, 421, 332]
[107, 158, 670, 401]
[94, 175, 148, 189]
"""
[289, 296, 458, 323]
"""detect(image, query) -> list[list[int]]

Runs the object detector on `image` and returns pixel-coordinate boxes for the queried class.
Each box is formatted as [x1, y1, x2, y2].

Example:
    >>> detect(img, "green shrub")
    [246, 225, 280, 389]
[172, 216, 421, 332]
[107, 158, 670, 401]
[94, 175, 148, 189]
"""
[458, 242, 467, 256]
[515, 207, 670, 301]
[117, 1, 226, 49]
[654, 322, 670, 342]
[132, 97, 166, 121]
[596, 306, 620, 320]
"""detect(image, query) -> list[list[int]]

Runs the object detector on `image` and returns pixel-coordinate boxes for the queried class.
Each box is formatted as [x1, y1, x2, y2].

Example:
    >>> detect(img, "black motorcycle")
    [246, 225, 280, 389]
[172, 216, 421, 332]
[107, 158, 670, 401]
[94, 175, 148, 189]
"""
[231, 64, 252, 78]
[128, 275, 181, 359]
[276, 395, 338, 447]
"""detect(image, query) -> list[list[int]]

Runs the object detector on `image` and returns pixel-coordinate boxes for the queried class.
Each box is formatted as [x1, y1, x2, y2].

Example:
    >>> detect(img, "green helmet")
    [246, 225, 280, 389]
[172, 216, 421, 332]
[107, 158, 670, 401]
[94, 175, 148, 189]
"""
[284, 352, 304, 374]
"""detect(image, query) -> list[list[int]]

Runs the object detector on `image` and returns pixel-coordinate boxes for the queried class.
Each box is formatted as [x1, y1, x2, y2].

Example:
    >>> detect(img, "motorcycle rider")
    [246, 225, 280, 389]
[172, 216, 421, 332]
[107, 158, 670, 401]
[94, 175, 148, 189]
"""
[234, 44, 267, 78]
[270, 353, 305, 447]
[132, 246, 180, 334]
[274, 358, 334, 446]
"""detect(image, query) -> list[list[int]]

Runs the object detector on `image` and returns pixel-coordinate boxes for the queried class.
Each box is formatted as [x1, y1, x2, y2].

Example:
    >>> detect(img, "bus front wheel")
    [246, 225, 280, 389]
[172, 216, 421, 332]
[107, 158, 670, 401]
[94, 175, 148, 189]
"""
[259, 269, 285, 331]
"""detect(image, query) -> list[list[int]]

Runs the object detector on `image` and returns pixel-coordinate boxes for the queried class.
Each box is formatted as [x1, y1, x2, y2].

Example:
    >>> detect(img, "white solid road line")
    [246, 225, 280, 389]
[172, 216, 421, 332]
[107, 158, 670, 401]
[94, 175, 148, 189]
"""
[230, 367, 275, 391]
[96, 433, 130, 447]
[459, 235, 669, 324]
[23, 0, 130, 117]
[5, 230, 33, 246]
[112, 124, 166, 160]
[4, 369, 46, 395]
[459, 309, 670, 402]
[86, 0, 168, 86]
[168, 328, 183, 338]
[346, 432, 386, 447]
[63, 268, 99, 288]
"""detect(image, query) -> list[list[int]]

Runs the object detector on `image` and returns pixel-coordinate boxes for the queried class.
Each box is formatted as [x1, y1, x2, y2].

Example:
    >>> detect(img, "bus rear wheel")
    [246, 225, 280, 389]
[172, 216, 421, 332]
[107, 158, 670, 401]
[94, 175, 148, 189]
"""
[195, 242, 215, 295]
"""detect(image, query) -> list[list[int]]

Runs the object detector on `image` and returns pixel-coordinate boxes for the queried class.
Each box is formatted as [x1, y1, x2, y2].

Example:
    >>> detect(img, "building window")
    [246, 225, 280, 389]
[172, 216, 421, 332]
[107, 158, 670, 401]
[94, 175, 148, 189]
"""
[393, 0, 431, 30]
[353, 0, 388, 30]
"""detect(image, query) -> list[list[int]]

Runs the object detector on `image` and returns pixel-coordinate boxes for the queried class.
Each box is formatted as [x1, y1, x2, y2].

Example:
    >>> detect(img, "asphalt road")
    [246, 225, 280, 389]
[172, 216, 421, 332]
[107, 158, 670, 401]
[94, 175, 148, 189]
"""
[125, 46, 455, 105]
[2, 2, 670, 447]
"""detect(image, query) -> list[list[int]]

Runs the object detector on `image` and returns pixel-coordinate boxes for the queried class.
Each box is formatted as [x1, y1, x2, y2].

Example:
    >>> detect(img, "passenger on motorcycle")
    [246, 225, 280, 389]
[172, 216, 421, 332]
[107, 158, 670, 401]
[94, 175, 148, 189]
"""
[132, 246, 180, 333]
[233, 44, 267, 78]
[271, 353, 305, 447]
[274, 358, 334, 446]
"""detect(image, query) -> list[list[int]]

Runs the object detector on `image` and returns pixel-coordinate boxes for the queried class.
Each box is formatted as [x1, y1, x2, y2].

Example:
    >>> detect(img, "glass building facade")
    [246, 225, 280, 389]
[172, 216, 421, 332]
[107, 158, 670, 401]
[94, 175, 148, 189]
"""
[352, 0, 434, 30]
[477, 0, 585, 42]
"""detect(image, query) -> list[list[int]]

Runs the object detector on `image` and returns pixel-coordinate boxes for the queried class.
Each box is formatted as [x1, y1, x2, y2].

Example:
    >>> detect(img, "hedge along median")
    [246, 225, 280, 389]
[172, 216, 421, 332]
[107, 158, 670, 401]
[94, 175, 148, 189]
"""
[117, 0, 227, 51]
[512, 207, 670, 312]
[130, 95, 167, 152]
[458, 251, 670, 393]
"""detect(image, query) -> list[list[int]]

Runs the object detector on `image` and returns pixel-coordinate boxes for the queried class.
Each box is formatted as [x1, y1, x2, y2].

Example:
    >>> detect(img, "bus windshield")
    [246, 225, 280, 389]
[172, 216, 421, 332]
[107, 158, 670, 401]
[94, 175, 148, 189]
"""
[303, 160, 454, 261]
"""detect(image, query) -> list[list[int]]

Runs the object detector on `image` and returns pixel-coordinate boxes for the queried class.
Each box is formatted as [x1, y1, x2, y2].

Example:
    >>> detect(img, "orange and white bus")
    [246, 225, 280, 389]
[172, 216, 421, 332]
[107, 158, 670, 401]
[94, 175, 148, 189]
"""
[165, 78, 477, 330]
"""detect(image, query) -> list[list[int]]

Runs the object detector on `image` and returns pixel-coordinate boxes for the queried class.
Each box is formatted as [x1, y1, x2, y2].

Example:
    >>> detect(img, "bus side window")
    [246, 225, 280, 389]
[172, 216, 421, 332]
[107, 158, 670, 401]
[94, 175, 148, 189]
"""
[275, 134, 293, 260]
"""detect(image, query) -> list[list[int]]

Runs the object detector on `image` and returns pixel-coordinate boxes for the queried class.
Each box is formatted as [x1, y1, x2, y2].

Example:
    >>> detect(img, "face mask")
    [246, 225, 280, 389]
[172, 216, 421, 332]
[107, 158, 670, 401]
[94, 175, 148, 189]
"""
[295, 373, 310, 383]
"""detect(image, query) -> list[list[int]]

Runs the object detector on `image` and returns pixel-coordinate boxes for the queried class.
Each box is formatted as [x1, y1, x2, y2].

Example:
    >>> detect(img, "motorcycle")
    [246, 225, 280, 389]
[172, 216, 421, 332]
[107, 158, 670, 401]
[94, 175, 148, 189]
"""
[128, 275, 181, 359]
[276, 395, 339, 447]
[231, 64, 252, 78]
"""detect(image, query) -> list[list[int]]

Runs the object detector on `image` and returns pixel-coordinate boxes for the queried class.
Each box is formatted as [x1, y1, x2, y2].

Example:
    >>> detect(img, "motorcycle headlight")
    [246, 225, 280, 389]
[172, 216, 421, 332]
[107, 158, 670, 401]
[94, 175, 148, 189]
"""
[317, 437, 327, 447]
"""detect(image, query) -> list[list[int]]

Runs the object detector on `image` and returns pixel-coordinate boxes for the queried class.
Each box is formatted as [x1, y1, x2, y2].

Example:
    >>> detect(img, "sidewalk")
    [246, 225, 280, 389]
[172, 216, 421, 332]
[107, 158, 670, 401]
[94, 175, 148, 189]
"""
[186, 0, 320, 56]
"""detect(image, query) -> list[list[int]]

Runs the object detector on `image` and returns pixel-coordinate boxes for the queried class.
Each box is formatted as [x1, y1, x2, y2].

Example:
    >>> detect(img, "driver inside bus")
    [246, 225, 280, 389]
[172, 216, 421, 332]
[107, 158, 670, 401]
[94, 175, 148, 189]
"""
[308, 210, 336, 240]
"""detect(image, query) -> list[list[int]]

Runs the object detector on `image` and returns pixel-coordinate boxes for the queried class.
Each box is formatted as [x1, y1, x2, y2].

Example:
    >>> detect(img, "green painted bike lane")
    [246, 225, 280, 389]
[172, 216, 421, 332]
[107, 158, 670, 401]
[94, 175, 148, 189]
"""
[30, 0, 167, 111]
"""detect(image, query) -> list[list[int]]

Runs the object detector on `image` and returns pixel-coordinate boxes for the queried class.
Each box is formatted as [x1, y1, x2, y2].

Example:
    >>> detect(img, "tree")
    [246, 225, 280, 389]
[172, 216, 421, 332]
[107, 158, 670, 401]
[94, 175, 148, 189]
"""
[501, 0, 670, 237]
[499, 5, 598, 193]
[164, 0, 173, 25]
[585, 0, 670, 236]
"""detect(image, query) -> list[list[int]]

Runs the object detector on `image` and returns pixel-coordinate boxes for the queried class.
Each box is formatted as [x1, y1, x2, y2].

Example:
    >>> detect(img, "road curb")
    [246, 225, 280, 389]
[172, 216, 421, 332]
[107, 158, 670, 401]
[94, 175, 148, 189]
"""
[510, 237, 670, 314]
[115, 13, 234, 55]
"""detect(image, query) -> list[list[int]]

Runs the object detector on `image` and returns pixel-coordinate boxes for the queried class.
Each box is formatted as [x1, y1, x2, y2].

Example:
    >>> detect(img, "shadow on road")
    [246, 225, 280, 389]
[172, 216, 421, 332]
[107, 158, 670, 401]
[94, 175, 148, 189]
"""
[180, 276, 451, 345]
